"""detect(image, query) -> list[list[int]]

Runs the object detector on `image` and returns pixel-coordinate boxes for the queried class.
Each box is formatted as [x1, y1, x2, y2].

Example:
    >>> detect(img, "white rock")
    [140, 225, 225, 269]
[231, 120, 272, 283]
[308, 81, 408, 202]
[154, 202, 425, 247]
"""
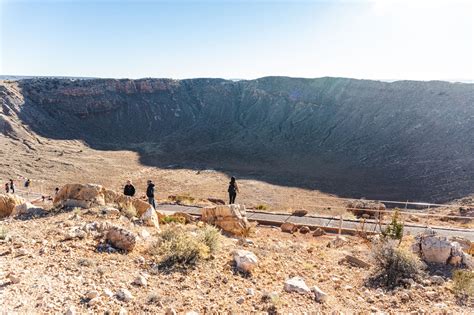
[88, 297, 101, 306]
[116, 288, 134, 302]
[431, 275, 444, 285]
[16, 248, 28, 257]
[311, 285, 328, 303]
[133, 275, 147, 287]
[7, 273, 20, 284]
[233, 249, 258, 273]
[284, 276, 310, 294]
[65, 306, 76, 315]
[140, 207, 160, 229]
[246, 288, 255, 296]
[165, 308, 177, 315]
[103, 288, 114, 298]
[119, 307, 128, 315]
[236, 296, 245, 304]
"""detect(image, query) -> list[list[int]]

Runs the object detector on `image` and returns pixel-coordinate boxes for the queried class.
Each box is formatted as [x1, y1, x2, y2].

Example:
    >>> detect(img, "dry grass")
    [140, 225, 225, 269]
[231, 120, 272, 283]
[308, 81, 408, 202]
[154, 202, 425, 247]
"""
[452, 269, 474, 297]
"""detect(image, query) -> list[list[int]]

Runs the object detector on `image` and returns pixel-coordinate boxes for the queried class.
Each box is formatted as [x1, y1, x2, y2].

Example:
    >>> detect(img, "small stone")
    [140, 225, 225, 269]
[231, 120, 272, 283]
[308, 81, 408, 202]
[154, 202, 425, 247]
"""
[284, 276, 310, 294]
[299, 226, 310, 234]
[88, 297, 101, 306]
[135, 256, 146, 264]
[116, 288, 134, 302]
[133, 275, 147, 287]
[313, 228, 326, 237]
[65, 306, 76, 315]
[165, 308, 177, 315]
[292, 209, 308, 217]
[85, 290, 99, 300]
[281, 222, 297, 234]
[262, 291, 279, 301]
[103, 288, 114, 298]
[16, 248, 28, 257]
[233, 249, 258, 273]
[246, 288, 255, 296]
[7, 273, 20, 284]
[400, 292, 410, 302]
[311, 285, 328, 303]
[119, 307, 128, 315]
[236, 296, 245, 304]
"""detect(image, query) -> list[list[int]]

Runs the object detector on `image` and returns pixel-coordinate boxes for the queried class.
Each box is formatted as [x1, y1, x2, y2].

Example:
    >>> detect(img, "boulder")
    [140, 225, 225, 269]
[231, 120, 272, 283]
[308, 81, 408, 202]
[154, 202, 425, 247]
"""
[0, 194, 25, 218]
[100, 206, 121, 217]
[284, 276, 310, 294]
[281, 222, 297, 234]
[106, 226, 137, 252]
[116, 288, 134, 302]
[201, 204, 251, 236]
[347, 199, 386, 219]
[54, 184, 107, 208]
[413, 230, 473, 268]
[140, 207, 160, 229]
[299, 226, 310, 234]
[233, 249, 258, 273]
[292, 209, 308, 217]
[10, 202, 45, 217]
[313, 228, 326, 237]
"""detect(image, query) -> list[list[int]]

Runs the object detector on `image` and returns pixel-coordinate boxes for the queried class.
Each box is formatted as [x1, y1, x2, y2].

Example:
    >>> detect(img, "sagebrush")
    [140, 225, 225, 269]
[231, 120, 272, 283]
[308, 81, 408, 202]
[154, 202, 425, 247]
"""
[150, 224, 221, 268]
[370, 240, 423, 287]
[452, 269, 474, 297]
[382, 209, 404, 241]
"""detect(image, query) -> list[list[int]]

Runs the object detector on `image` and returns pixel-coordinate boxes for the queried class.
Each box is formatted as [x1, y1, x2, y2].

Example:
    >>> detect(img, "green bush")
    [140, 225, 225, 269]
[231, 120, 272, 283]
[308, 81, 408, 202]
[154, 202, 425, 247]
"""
[256, 204, 268, 210]
[370, 240, 423, 287]
[150, 224, 221, 268]
[452, 269, 474, 297]
[382, 209, 404, 241]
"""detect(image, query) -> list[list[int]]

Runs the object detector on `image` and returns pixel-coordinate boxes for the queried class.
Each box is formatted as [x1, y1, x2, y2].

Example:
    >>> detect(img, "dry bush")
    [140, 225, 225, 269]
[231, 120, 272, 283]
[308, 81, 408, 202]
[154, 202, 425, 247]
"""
[150, 224, 221, 268]
[117, 201, 137, 219]
[256, 204, 268, 210]
[0, 226, 7, 240]
[370, 240, 424, 288]
[452, 269, 474, 297]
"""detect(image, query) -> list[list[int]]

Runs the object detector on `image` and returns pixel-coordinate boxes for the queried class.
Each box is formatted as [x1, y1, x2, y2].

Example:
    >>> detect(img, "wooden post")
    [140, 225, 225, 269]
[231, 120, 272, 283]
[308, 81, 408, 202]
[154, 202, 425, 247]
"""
[338, 215, 343, 235]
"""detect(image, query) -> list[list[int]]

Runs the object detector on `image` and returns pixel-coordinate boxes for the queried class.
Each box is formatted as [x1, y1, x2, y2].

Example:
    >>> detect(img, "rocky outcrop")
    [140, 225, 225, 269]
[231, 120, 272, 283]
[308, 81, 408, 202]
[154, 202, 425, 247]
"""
[201, 204, 251, 236]
[140, 207, 159, 229]
[0, 194, 25, 218]
[412, 229, 473, 268]
[347, 199, 386, 219]
[105, 226, 137, 252]
[10, 202, 45, 217]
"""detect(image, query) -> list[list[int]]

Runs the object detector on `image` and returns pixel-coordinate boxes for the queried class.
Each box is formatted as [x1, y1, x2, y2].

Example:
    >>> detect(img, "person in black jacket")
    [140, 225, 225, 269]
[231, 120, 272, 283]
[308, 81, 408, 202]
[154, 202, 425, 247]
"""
[123, 180, 136, 197]
[228, 176, 239, 204]
[146, 180, 156, 209]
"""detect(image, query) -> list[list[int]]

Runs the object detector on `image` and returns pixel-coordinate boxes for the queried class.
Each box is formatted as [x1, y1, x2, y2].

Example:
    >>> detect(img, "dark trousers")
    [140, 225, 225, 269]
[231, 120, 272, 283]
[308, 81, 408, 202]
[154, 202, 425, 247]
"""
[229, 192, 236, 204]
[148, 197, 156, 209]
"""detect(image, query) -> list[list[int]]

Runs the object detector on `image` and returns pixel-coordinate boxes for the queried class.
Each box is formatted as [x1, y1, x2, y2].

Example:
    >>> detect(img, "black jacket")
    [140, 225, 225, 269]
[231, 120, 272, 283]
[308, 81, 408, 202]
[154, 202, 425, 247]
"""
[123, 184, 135, 197]
[146, 183, 155, 198]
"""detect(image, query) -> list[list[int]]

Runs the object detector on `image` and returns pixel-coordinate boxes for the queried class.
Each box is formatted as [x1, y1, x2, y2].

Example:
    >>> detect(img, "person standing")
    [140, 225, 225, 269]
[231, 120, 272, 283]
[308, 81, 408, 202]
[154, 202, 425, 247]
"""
[9, 179, 15, 194]
[5, 182, 9, 194]
[123, 180, 136, 197]
[228, 176, 239, 204]
[146, 180, 156, 209]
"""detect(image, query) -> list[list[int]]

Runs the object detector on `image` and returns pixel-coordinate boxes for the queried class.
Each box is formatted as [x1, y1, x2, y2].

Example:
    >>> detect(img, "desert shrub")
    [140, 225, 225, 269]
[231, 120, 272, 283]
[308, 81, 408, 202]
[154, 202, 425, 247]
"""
[370, 240, 423, 287]
[256, 204, 268, 210]
[382, 209, 404, 241]
[0, 226, 7, 240]
[150, 224, 221, 268]
[452, 269, 474, 297]
[197, 224, 221, 253]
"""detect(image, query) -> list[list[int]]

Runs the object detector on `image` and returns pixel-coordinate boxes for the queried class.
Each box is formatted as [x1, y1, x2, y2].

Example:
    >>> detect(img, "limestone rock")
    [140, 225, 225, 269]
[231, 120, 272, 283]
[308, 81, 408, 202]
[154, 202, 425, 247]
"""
[311, 285, 328, 303]
[233, 249, 258, 273]
[10, 202, 45, 217]
[281, 222, 297, 234]
[7, 272, 20, 284]
[284, 276, 310, 294]
[100, 206, 121, 217]
[116, 288, 134, 302]
[201, 204, 251, 236]
[140, 207, 160, 229]
[65, 306, 76, 315]
[0, 194, 25, 218]
[85, 290, 99, 299]
[132, 275, 147, 287]
[54, 183, 106, 208]
[106, 226, 137, 252]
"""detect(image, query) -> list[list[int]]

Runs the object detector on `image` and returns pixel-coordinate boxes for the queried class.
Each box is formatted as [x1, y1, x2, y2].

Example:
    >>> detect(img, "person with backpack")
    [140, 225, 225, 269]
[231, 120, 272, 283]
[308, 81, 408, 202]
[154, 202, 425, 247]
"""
[228, 176, 239, 204]
[5, 182, 9, 194]
[146, 180, 156, 209]
[123, 180, 136, 197]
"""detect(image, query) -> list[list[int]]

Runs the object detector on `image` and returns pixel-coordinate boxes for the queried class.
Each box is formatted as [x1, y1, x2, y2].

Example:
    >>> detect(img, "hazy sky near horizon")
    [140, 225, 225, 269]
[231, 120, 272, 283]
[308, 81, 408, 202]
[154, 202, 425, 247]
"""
[1, 0, 473, 81]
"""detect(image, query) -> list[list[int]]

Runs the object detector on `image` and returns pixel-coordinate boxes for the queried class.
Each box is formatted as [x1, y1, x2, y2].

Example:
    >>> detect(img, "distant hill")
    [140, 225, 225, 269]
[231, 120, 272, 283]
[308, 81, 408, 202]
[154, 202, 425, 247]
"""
[1, 77, 473, 202]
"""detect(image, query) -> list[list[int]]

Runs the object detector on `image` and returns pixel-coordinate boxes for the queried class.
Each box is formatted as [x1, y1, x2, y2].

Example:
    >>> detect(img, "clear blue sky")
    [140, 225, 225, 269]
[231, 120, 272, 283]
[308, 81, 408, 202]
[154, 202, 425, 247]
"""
[1, 0, 473, 81]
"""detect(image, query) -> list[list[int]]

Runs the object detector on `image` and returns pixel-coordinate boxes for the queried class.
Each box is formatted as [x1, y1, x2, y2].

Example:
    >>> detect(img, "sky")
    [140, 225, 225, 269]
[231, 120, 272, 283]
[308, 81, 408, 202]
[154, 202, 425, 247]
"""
[0, 0, 473, 81]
